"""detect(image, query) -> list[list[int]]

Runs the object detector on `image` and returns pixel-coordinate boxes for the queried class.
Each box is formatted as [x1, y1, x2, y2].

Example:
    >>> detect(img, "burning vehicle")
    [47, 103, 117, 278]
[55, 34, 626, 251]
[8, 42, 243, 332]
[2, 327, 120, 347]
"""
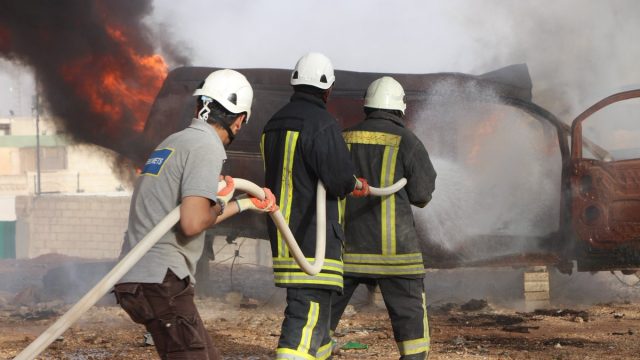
[135, 64, 640, 275]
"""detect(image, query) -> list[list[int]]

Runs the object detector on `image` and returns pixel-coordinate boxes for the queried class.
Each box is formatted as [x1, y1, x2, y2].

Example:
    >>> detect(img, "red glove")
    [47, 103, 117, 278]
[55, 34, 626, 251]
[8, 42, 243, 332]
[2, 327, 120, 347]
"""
[237, 188, 279, 213]
[351, 177, 370, 197]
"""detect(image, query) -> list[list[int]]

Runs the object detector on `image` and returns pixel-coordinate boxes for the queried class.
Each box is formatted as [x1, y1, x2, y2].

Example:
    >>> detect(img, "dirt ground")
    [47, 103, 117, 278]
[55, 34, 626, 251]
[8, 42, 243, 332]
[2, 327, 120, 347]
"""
[2, 256, 640, 359]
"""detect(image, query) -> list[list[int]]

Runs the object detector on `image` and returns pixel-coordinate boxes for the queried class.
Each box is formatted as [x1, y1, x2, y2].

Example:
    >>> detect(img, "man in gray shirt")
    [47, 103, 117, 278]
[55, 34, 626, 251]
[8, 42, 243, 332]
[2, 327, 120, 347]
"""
[114, 69, 277, 360]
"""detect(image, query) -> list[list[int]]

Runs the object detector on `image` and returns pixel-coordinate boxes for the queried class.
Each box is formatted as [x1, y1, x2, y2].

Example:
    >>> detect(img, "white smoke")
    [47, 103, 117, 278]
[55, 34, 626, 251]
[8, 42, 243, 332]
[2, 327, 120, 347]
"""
[152, 0, 640, 119]
[412, 81, 562, 260]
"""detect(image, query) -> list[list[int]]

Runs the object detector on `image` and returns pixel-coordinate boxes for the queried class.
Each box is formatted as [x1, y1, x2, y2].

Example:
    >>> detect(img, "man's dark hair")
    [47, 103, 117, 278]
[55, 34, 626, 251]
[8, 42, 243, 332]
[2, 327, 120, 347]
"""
[196, 97, 238, 126]
[364, 107, 404, 118]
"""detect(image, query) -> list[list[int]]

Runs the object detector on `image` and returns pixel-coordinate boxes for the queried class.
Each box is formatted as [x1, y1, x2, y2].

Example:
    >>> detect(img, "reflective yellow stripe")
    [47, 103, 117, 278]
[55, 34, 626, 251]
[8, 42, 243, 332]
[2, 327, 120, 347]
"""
[423, 291, 430, 353]
[396, 292, 430, 355]
[273, 257, 343, 273]
[388, 144, 398, 253]
[344, 263, 425, 276]
[380, 146, 390, 254]
[316, 340, 332, 360]
[276, 347, 316, 360]
[380, 146, 389, 254]
[260, 133, 266, 170]
[339, 143, 351, 229]
[343, 131, 401, 146]
[278, 131, 300, 257]
[380, 140, 399, 255]
[274, 273, 343, 288]
[338, 197, 346, 228]
[343, 252, 423, 264]
[397, 337, 430, 356]
[297, 301, 319, 354]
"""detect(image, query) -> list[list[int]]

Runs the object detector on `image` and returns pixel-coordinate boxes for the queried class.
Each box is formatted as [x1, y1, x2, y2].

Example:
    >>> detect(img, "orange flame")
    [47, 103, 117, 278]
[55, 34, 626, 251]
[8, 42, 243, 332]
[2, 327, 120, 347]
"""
[60, 24, 168, 134]
[466, 113, 501, 165]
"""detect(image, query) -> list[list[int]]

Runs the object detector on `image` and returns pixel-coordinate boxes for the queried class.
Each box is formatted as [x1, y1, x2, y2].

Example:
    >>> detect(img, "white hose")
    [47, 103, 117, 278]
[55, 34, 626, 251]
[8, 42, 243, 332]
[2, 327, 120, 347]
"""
[15, 177, 406, 360]
[224, 179, 327, 276]
[369, 178, 407, 196]
[234, 178, 407, 276]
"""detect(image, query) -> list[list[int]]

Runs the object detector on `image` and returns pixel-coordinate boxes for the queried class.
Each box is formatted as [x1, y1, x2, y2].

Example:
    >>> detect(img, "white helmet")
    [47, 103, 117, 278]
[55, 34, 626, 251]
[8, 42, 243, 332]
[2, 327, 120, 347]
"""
[193, 69, 254, 121]
[364, 76, 407, 114]
[290, 52, 335, 90]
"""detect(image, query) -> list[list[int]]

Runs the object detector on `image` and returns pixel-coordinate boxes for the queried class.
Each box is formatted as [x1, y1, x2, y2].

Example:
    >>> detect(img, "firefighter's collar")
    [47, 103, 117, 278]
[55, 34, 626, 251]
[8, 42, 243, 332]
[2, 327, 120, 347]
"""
[291, 92, 327, 109]
[366, 110, 405, 127]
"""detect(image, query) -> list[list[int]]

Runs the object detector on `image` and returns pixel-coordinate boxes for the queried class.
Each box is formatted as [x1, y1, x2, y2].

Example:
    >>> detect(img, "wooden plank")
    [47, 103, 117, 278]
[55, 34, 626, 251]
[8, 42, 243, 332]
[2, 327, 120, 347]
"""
[524, 272, 549, 282]
[524, 282, 549, 292]
[525, 291, 550, 301]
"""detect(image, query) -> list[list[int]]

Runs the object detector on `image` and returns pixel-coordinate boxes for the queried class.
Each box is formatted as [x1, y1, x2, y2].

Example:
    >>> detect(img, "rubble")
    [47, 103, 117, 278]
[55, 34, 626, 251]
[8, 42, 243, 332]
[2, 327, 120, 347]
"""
[460, 298, 489, 311]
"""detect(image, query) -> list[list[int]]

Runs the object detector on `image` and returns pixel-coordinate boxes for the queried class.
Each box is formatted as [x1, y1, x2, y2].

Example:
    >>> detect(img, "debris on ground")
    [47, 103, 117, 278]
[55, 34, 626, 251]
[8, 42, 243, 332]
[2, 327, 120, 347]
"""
[460, 298, 489, 311]
[2, 260, 640, 359]
[341, 341, 368, 350]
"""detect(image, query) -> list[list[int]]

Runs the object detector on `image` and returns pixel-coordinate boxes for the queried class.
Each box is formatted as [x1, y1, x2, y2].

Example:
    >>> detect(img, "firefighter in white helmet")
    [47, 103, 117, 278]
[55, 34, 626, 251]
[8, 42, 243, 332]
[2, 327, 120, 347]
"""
[261, 53, 368, 360]
[328, 76, 436, 359]
[115, 69, 277, 360]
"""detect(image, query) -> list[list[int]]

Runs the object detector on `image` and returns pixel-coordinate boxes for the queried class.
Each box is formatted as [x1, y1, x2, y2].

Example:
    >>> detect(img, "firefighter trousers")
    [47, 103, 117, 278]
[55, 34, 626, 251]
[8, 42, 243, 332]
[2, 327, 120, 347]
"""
[329, 276, 430, 360]
[276, 288, 334, 360]
[113, 270, 221, 360]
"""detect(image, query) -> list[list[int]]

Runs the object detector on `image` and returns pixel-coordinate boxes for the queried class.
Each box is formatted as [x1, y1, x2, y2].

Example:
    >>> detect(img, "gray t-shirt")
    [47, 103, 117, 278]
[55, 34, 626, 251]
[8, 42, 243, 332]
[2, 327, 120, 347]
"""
[118, 119, 226, 284]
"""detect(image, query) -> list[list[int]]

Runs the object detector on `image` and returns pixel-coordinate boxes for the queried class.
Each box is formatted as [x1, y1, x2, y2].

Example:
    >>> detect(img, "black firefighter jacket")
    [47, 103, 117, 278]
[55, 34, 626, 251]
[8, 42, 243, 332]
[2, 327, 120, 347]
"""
[261, 92, 356, 291]
[342, 110, 436, 278]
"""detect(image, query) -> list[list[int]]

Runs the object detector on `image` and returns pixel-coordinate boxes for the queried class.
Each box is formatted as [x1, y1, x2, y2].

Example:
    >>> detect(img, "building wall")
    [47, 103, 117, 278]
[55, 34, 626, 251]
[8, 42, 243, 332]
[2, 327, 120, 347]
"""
[0, 148, 20, 175]
[0, 144, 130, 195]
[15, 194, 130, 259]
[12, 194, 273, 266]
[9, 116, 58, 136]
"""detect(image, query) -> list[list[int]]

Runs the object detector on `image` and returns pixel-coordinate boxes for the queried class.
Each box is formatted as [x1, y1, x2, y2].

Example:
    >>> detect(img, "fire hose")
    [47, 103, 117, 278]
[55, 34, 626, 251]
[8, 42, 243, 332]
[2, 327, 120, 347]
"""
[14, 177, 406, 360]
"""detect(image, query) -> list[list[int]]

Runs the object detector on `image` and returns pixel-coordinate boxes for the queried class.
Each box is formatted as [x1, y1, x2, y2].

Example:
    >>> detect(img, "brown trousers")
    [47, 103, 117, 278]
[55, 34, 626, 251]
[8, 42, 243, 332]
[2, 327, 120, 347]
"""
[114, 270, 221, 360]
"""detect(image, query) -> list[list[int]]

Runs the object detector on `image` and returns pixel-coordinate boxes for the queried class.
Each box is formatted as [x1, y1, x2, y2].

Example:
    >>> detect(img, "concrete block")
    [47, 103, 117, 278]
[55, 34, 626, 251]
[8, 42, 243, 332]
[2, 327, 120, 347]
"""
[525, 291, 550, 301]
[524, 272, 549, 282]
[524, 281, 549, 292]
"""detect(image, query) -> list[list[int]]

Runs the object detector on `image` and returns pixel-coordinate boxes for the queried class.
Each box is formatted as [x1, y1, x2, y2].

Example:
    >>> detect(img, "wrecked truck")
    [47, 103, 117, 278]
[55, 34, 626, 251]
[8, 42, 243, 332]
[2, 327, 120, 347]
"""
[135, 64, 640, 274]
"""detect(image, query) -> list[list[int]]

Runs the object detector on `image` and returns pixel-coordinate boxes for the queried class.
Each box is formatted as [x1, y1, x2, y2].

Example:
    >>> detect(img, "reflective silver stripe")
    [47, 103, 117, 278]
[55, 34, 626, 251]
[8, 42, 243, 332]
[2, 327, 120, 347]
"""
[297, 301, 319, 354]
[273, 257, 343, 274]
[423, 291, 430, 353]
[274, 272, 343, 288]
[316, 340, 332, 360]
[383, 144, 396, 254]
[344, 263, 425, 276]
[397, 337, 430, 355]
[276, 347, 316, 360]
[343, 253, 423, 264]
[278, 131, 300, 257]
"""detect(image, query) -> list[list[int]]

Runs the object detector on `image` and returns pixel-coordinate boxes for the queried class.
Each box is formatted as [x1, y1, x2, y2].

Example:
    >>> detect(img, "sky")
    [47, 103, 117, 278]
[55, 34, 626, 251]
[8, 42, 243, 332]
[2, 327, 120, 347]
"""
[1, 0, 640, 125]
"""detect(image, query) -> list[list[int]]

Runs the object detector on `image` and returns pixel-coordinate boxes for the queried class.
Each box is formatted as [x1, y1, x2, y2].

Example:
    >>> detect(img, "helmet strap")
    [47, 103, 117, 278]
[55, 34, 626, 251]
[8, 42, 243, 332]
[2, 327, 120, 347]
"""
[197, 96, 213, 121]
[220, 121, 235, 145]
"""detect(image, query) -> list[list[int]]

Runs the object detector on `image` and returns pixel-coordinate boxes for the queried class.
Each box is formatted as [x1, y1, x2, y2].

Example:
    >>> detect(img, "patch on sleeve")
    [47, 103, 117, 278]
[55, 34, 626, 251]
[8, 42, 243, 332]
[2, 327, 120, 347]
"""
[141, 148, 174, 176]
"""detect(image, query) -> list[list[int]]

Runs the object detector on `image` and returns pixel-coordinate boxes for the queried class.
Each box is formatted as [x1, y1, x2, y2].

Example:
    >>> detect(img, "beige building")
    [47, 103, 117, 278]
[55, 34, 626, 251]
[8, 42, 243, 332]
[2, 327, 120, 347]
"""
[0, 116, 128, 195]
[0, 115, 132, 259]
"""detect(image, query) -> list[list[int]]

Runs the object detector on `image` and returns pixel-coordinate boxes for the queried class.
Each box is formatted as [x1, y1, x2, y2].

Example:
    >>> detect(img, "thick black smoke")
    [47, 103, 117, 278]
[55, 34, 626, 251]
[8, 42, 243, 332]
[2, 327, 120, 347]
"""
[0, 0, 186, 161]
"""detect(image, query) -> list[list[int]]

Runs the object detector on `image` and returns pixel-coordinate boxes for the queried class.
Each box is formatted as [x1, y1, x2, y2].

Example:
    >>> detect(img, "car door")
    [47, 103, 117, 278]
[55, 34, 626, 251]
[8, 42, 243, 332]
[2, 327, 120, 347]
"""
[570, 89, 640, 250]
